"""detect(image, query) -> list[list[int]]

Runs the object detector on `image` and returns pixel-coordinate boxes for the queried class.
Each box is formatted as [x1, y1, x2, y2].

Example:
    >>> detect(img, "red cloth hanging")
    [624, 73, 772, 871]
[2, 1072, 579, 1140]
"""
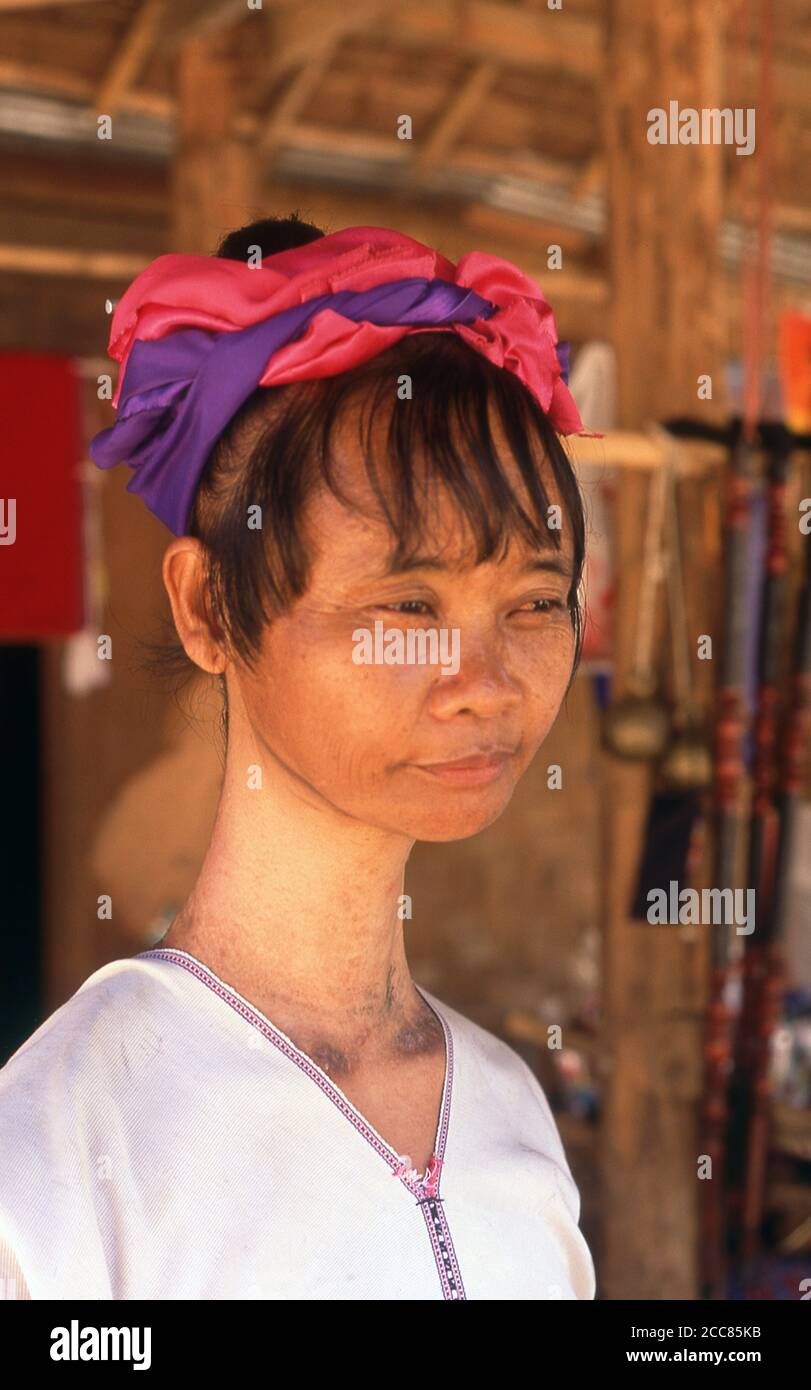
[0, 352, 84, 638]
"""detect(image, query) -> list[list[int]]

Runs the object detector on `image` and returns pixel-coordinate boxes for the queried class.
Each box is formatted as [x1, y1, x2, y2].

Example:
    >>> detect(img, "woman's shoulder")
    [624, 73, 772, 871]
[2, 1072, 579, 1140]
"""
[0, 953, 186, 1105]
[0, 953, 189, 1298]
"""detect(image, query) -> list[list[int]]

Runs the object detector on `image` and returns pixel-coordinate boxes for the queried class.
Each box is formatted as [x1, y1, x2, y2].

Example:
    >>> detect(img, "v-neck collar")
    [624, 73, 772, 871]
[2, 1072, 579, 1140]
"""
[136, 946, 455, 1200]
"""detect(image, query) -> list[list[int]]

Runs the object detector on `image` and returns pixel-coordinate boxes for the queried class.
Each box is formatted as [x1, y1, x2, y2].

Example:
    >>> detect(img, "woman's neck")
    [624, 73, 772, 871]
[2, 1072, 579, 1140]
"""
[160, 732, 424, 1068]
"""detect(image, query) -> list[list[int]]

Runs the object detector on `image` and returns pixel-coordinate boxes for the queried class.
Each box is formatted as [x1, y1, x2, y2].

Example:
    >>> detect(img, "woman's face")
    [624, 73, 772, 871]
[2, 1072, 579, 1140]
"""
[231, 402, 578, 843]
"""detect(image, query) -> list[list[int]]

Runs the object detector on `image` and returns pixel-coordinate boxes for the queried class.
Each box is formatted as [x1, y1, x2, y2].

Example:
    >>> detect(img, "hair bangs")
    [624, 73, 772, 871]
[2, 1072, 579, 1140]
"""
[321, 334, 580, 572]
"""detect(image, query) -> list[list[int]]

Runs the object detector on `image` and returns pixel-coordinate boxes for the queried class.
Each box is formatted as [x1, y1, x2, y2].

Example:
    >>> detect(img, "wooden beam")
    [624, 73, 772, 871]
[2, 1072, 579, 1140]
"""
[599, 0, 727, 1302]
[0, 244, 147, 277]
[2, 8, 811, 119]
[0, 0, 106, 8]
[157, 0, 247, 51]
[0, 59, 172, 118]
[387, 1, 601, 77]
[403, 0, 586, 183]
[257, 121, 581, 191]
[266, 120, 413, 166]
[447, 145, 585, 189]
[410, 60, 499, 178]
[258, 46, 336, 161]
[95, 0, 167, 118]
[260, 0, 389, 84]
[462, 202, 598, 260]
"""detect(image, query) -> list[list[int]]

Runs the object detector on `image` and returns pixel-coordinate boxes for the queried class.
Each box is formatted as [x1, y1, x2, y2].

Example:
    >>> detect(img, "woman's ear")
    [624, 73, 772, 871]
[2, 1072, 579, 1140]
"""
[161, 537, 226, 675]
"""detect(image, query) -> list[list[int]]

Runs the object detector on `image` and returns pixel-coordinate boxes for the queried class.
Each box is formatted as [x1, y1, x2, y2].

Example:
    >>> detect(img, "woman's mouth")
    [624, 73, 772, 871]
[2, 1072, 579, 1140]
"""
[412, 752, 512, 787]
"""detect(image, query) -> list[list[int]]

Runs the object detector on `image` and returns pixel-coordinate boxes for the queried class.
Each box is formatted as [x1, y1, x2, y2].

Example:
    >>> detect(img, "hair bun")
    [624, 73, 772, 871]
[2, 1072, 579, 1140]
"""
[215, 213, 326, 262]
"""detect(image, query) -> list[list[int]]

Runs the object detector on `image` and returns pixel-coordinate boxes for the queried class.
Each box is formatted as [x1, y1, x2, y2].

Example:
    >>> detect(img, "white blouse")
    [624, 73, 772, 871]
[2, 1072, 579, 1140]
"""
[0, 948, 596, 1300]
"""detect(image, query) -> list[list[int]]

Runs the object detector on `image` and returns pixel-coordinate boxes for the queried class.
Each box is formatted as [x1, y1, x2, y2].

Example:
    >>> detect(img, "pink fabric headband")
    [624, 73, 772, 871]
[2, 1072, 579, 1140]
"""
[89, 224, 596, 534]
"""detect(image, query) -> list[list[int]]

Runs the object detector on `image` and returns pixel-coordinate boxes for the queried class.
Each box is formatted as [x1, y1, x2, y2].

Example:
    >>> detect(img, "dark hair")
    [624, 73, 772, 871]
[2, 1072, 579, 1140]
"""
[151, 213, 587, 726]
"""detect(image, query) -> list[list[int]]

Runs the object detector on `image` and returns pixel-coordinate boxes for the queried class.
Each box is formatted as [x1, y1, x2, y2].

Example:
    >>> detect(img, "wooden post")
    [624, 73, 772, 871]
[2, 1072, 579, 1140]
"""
[600, 1, 728, 1298]
[42, 23, 256, 1008]
[172, 30, 257, 253]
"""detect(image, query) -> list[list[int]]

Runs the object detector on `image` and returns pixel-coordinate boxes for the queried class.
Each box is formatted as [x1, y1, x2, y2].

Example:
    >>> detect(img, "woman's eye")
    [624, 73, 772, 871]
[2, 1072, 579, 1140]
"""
[377, 598, 568, 619]
[519, 598, 567, 615]
[379, 600, 434, 616]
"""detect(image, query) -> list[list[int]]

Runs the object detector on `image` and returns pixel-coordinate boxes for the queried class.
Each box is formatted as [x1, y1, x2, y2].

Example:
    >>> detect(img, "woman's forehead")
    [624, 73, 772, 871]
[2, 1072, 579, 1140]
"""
[325, 401, 568, 508]
[304, 483, 574, 577]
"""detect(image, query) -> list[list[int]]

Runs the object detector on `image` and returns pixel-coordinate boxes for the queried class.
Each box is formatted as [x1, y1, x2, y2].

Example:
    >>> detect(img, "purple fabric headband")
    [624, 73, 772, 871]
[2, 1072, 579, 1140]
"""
[89, 245, 578, 535]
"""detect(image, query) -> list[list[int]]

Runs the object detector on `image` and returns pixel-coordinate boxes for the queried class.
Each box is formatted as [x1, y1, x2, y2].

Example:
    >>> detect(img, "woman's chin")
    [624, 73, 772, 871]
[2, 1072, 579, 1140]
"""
[382, 784, 516, 842]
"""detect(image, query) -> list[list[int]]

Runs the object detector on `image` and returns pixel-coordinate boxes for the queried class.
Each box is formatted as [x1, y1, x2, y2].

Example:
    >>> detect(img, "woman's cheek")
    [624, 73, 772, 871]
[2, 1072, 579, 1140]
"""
[518, 632, 576, 721]
[354, 666, 434, 748]
[510, 622, 574, 673]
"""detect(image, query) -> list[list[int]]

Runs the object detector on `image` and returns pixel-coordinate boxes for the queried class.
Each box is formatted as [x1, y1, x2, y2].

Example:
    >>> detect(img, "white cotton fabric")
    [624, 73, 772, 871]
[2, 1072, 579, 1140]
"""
[0, 949, 596, 1301]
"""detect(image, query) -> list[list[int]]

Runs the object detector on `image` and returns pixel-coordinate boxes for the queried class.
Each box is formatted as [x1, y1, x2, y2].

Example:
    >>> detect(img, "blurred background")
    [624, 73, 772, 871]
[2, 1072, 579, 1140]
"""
[1, 0, 810, 1301]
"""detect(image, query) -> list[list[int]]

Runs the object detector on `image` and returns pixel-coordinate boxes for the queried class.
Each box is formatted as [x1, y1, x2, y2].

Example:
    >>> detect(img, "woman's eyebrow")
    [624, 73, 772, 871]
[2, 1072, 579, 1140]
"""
[520, 557, 574, 578]
[381, 555, 574, 578]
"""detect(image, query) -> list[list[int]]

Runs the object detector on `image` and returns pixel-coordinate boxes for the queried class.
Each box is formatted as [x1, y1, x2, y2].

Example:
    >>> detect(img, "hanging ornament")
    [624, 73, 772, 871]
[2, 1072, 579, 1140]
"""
[602, 449, 671, 759]
[660, 706, 713, 791]
[652, 424, 714, 790]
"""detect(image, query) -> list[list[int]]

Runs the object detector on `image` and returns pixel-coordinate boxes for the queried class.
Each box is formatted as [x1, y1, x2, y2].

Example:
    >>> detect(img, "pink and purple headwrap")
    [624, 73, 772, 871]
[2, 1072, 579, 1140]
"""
[89, 225, 596, 535]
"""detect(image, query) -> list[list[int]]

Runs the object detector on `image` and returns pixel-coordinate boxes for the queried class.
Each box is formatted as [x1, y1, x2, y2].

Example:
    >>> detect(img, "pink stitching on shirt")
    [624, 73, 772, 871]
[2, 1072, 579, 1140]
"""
[138, 948, 466, 1301]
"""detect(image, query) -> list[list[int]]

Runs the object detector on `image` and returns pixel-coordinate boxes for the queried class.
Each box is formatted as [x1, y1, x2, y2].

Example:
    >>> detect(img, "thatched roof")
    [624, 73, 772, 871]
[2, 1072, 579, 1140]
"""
[0, 0, 809, 354]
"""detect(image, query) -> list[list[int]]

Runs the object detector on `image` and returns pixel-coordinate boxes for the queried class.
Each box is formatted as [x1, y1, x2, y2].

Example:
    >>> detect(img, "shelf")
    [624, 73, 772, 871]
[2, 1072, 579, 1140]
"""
[565, 429, 725, 476]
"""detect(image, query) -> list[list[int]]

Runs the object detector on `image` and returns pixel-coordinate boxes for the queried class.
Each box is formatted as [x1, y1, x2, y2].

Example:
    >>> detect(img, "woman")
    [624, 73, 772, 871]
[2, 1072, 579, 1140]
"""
[0, 215, 597, 1300]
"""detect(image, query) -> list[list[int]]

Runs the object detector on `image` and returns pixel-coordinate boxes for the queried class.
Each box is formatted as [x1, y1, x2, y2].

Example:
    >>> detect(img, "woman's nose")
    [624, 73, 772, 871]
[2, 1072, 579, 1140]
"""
[426, 632, 522, 719]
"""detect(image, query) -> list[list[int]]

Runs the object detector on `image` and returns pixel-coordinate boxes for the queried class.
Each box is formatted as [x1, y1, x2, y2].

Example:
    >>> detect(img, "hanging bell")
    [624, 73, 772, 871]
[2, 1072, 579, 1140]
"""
[659, 715, 713, 790]
[602, 679, 671, 761]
